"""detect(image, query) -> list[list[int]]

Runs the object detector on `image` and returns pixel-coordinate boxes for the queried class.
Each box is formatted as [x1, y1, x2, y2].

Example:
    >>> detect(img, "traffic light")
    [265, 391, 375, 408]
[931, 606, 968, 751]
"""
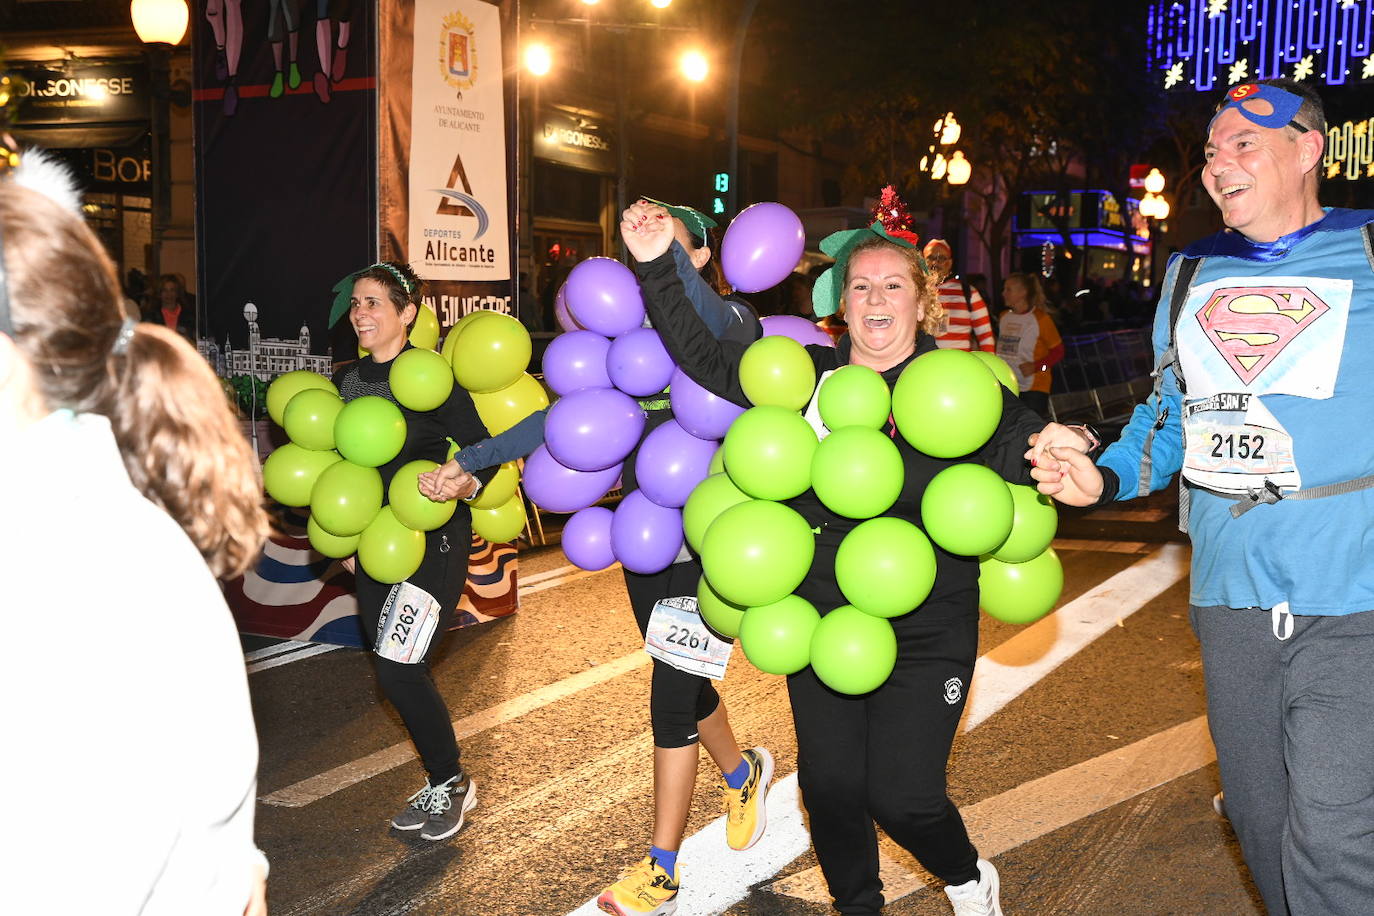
[711, 171, 730, 215]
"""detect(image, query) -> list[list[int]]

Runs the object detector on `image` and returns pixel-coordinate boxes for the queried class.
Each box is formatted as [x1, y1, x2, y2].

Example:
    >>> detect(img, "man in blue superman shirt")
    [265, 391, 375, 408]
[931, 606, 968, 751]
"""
[1030, 78, 1374, 915]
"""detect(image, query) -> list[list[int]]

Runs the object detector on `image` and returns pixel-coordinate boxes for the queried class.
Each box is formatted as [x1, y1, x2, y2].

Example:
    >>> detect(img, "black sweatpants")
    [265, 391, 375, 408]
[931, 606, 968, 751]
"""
[623, 558, 722, 749]
[355, 519, 471, 785]
[790, 577, 982, 914]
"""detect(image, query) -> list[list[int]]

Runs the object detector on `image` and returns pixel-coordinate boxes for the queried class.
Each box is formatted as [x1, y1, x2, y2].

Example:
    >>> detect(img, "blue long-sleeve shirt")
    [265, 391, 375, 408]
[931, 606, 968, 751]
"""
[1097, 208, 1374, 615]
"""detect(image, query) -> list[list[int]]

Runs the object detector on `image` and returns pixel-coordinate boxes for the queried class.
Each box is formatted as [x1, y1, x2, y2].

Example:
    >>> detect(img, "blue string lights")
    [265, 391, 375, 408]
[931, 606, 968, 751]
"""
[1149, 0, 1374, 92]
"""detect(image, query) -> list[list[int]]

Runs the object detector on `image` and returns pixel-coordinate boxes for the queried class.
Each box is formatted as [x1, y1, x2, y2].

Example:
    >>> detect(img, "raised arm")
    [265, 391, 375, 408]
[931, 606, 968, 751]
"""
[622, 201, 752, 406]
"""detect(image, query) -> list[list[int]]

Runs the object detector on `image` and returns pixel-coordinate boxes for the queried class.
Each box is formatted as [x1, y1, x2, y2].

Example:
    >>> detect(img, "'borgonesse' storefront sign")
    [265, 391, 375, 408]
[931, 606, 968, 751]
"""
[13, 64, 149, 125]
[536, 106, 615, 174]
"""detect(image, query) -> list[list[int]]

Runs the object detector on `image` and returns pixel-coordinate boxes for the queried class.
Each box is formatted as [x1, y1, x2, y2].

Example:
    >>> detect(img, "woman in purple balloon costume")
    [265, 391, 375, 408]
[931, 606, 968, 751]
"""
[622, 192, 1048, 916]
[425, 201, 776, 916]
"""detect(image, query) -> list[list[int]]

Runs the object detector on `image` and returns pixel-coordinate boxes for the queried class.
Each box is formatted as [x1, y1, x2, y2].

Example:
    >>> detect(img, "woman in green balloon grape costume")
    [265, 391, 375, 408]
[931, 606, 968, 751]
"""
[622, 198, 1046, 916]
[334, 261, 497, 842]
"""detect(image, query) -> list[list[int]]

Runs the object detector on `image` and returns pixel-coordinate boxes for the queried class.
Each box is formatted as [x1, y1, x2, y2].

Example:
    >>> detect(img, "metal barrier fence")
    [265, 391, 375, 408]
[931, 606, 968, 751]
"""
[1049, 326, 1154, 424]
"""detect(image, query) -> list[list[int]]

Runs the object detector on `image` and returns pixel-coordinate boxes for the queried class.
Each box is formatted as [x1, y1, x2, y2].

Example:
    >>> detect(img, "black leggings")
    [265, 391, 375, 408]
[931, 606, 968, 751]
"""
[791, 574, 982, 913]
[355, 520, 471, 785]
[623, 560, 722, 748]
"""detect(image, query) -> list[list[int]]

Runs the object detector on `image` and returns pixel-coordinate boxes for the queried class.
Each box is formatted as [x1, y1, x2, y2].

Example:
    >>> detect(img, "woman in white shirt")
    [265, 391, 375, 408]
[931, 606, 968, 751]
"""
[0, 153, 270, 915]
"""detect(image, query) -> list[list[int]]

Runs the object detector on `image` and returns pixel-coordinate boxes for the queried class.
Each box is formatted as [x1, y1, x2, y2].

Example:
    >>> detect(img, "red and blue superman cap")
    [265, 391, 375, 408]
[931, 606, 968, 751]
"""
[1209, 82, 1312, 135]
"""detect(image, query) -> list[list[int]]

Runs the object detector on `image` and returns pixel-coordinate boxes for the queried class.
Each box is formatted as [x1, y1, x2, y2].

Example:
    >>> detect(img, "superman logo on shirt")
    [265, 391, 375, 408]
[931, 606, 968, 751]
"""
[1195, 286, 1330, 385]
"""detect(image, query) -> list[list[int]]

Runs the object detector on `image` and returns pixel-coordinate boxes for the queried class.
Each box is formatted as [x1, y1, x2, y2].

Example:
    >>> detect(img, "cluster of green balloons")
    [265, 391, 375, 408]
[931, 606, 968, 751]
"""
[260, 309, 547, 581]
[262, 370, 426, 584]
[684, 341, 1065, 694]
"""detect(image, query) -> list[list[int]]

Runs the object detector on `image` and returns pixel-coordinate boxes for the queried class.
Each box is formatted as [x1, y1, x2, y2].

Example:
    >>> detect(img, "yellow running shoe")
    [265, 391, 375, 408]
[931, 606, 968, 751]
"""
[721, 746, 775, 851]
[596, 856, 679, 916]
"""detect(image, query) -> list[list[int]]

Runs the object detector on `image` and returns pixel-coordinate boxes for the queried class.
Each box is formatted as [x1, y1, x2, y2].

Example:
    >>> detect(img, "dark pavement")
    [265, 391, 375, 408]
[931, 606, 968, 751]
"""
[243, 485, 1265, 915]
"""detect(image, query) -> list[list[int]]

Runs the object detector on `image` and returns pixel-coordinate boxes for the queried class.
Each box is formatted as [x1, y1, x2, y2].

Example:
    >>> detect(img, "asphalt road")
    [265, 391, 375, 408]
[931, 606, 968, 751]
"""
[244, 488, 1265, 916]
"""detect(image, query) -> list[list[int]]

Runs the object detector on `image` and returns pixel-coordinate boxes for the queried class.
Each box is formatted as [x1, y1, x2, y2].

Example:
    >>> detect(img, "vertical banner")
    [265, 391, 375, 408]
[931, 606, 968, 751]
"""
[378, 0, 516, 329]
[410, 0, 510, 283]
[191, 0, 378, 391]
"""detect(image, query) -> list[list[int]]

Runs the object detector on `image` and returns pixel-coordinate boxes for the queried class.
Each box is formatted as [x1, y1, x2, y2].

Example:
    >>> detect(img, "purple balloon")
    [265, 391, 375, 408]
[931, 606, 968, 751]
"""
[544, 330, 613, 396]
[721, 202, 806, 294]
[761, 314, 835, 348]
[522, 445, 623, 514]
[669, 367, 746, 440]
[634, 419, 721, 508]
[562, 506, 616, 571]
[554, 283, 582, 333]
[564, 257, 646, 337]
[544, 387, 647, 472]
[607, 327, 675, 397]
[611, 489, 685, 575]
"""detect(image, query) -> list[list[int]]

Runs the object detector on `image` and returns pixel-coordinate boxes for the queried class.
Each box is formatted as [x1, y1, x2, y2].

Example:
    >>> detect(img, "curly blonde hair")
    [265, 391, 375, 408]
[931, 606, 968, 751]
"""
[839, 235, 944, 336]
[1, 180, 268, 579]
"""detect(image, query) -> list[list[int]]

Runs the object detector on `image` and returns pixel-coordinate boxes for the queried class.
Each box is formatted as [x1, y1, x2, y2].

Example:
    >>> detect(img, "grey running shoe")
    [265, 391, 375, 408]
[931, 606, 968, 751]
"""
[419, 773, 477, 841]
[391, 782, 438, 831]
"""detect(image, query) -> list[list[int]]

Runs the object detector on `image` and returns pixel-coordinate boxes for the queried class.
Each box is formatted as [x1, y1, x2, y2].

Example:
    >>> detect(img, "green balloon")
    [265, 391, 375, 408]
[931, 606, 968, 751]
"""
[835, 517, 937, 618]
[809, 605, 898, 695]
[470, 461, 520, 510]
[979, 547, 1064, 624]
[920, 463, 1014, 557]
[283, 388, 345, 451]
[473, 494, 527, 543]
[739, 594, 821, 675]
[262, 443, 341, 507]
[739, 335, 817, 410]
[307, 513, 360, 559]
[443, 310, 498, 366]
[389, 459, 458, 532]
[452, 311, 532, 394]
[334, 395, 407, 467]
[310, 460, 384, 536]
[817, 364, 891, 430]
[471, 373, 550, 435]
[697, 575, 746, 638]
[266, 370, 337, 428]
[992, 484, 1059, 563]
[721, 405, 819, 500]
[682, 472, 751, 553]
[410, 304, 441, 350]
[970, 349, 1018, 393]
[810, 426, 904, 519]
[892, 348, 1003, 458]
[390, 348, 455, 412]
[708, 447, 726, 476]
[358, 506, 426, 584]
[700, 499, 815, 607]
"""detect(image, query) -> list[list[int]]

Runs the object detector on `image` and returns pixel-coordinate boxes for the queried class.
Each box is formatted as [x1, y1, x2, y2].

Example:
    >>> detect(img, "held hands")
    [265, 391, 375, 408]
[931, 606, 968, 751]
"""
[619, 200, 674, 263]
[1019, 361, 1037, 377]
[1025, 423, 1104, 507]
[417, 459, 479, 502]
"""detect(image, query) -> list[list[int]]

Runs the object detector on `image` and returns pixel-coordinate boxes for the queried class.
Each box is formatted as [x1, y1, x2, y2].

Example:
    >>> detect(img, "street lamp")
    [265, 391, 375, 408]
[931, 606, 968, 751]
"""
[131, 0, 189, 329]
[524, 42, 552, 77]
[680, 50, 708, 83]
[946, 150, 971, 186]
[130, 0, 189, 45]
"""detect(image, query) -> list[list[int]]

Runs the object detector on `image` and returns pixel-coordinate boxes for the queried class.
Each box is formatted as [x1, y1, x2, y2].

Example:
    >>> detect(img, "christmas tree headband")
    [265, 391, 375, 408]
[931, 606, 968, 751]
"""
[328, 262, 416, 328]
[810, 186, 927, 319]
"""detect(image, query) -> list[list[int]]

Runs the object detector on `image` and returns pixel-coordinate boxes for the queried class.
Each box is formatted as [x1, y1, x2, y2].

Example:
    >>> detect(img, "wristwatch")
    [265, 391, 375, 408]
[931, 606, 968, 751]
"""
[1065, 423, 1102, 454]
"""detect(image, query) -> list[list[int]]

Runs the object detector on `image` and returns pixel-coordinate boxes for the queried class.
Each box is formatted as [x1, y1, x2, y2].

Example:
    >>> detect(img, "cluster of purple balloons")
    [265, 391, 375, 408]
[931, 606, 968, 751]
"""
[533, 202, 833, 575]
[526, 257, 746, 576]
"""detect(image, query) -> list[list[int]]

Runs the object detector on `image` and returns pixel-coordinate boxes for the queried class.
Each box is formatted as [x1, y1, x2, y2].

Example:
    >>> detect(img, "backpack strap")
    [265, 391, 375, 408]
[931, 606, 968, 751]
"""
[1136, 256, 1203, 505]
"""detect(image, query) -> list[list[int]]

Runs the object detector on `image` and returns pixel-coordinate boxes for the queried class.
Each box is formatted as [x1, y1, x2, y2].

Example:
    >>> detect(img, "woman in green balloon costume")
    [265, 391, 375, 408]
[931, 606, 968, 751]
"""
[622, 195, 1051, 916]
[332, 261, 497, 842]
